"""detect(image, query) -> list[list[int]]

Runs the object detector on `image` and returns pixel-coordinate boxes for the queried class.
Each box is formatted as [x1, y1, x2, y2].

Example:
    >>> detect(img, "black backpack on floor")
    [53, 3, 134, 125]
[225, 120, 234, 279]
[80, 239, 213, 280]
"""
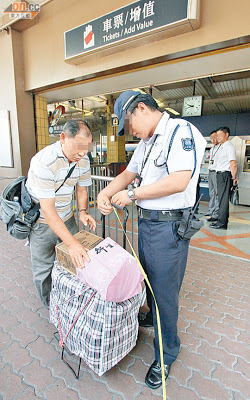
[0, 176, 40, 240]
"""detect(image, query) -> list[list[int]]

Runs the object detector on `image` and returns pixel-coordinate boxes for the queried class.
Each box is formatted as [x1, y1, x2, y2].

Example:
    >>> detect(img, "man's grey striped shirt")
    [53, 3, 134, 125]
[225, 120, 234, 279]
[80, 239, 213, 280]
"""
[26, 140, 91, 223]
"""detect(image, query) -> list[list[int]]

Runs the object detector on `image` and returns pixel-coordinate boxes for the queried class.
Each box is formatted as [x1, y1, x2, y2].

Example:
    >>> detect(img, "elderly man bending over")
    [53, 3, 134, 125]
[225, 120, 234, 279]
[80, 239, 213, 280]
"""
[26, 120, 96, 308]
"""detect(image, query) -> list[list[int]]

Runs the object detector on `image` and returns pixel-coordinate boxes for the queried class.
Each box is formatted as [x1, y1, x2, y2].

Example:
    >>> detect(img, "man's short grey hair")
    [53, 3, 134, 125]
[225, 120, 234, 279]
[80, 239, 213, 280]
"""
[63, 120, 92, 138]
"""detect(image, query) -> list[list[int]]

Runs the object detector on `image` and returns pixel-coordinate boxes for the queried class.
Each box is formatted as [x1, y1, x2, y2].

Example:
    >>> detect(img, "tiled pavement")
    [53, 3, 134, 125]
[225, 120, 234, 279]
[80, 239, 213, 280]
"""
[190, 203, 250, 261]
[0, 219, 249, 400]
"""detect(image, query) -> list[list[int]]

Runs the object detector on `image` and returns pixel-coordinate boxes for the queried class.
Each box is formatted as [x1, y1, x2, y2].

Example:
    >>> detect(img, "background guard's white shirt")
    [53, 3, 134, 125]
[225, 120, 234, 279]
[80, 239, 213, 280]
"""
[208, 144, 221, 171]
[215, 140, 236, 172]
[127, 112, 207, 210]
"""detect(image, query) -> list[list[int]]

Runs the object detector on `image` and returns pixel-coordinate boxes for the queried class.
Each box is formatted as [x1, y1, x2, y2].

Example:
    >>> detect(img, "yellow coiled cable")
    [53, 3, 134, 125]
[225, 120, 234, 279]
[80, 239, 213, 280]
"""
[112, 206, 166, 400]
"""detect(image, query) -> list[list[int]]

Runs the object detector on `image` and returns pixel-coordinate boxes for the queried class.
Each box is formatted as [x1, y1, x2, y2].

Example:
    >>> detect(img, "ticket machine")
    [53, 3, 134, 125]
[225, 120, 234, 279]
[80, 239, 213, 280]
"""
[232, 136, 250, 206]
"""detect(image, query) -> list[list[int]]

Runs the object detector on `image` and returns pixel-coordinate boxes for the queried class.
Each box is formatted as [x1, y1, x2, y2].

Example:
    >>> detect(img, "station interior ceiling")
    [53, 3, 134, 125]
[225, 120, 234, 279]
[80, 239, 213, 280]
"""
[47, 70, 250, 135]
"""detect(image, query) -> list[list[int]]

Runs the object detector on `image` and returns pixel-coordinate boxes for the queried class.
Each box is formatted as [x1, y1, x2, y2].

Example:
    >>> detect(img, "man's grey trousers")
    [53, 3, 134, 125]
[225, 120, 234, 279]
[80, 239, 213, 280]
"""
[29, 215, 78, 309]
[207, 170, 219, 218]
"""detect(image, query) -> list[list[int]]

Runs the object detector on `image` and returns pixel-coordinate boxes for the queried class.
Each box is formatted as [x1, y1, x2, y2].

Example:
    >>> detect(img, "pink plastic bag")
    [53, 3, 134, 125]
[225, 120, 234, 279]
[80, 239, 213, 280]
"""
[76, 237, 144, 302]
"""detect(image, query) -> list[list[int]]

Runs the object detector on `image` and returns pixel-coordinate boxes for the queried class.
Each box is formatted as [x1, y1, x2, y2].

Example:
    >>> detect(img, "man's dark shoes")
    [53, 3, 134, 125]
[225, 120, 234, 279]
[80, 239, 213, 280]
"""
[138, 311, 153, 327]
[207, 217, 218, 222]
[210, 222, 227, 229]
[145, 360, 171, 389]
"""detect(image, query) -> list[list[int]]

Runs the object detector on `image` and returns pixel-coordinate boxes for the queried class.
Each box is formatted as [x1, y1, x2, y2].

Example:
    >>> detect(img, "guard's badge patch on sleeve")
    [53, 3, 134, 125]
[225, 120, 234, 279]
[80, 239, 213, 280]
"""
[182, 138, 194, 151]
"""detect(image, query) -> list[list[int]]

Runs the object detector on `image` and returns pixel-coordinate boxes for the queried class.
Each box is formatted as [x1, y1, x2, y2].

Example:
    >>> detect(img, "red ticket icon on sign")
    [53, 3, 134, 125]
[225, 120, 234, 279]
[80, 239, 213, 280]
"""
[84, 24, 95, 49]
[85, 30, 93, 45]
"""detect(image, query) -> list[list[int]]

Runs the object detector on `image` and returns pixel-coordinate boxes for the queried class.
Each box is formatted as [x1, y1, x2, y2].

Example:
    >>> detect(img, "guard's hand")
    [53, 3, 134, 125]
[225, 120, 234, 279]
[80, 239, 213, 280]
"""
[80, 212, 96, 231]
[67, 239, 90, 269]
[111, 190, 132, 208]
[97, 192, 113, 215]
[233, 178, 239, 185]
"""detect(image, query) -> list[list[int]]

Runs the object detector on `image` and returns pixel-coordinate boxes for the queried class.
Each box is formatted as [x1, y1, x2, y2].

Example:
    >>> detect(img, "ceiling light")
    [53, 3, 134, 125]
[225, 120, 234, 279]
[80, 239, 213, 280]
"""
[83, 110, 94, 116]
[132, 88, 147, 94]
[97, 95, 107, 101]
[165, 107, 180, 115]
[59, 102, 83, 112]
[89, 96, 107, 104]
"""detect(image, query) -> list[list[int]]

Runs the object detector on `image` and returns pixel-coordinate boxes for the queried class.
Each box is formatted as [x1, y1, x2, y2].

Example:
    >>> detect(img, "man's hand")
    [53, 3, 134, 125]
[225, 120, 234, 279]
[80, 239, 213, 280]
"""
[67, 239, 90, 269]
[79, 212, 96, 231]
[230, 160, 237, 187]
[97, 192, 113, 215]
[111, 190, 132, 208]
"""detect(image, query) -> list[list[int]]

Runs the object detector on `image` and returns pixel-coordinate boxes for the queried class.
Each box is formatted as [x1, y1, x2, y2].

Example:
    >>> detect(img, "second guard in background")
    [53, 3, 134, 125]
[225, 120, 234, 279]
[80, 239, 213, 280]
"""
[205, 130, 221, 221]
[210, 126, 238, 230]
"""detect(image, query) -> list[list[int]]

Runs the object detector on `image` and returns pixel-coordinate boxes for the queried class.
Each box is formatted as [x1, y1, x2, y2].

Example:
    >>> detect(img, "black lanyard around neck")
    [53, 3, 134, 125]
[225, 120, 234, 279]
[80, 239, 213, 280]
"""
[210, 144, 221, 161]
[55, 163, 76, 193]
[140, 134, 159, 176]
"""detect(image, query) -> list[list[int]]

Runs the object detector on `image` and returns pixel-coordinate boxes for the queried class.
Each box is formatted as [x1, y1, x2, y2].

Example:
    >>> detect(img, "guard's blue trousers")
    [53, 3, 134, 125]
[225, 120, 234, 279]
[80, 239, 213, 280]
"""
[138, 215, 190, 365]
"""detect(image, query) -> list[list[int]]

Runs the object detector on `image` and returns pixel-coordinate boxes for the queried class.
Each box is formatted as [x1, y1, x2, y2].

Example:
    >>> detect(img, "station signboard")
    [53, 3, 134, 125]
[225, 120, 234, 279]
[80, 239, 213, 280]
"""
[65, 0, 200, 63]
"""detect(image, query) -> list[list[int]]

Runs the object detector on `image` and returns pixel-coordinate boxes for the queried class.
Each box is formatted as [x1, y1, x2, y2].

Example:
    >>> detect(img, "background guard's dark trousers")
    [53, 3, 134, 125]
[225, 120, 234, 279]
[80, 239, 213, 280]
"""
[138, 216, 189, 365]
[216, 171, 232, 227]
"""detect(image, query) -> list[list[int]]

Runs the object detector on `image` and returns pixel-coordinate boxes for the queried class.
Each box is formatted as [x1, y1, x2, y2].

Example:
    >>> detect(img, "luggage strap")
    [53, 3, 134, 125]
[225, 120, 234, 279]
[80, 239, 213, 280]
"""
[112, 206, 166, 400]
[55, 289, 97, 378]
[55, 290, 97, 348]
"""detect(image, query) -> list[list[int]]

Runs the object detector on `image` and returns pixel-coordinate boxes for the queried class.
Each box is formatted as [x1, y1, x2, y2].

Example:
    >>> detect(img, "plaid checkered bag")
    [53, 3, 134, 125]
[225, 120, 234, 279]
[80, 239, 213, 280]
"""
[50, 263, 142, 376]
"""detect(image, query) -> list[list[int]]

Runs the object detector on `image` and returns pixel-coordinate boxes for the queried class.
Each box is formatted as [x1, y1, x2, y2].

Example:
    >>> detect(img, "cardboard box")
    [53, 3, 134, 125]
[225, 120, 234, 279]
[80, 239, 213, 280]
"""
[55, 230, 103, 275]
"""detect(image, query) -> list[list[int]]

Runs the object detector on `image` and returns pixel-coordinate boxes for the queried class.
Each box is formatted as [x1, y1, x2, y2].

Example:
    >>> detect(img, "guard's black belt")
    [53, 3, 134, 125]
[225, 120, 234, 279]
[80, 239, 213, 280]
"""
[217, 170, 231, 174]
[137, 206, 183, 222]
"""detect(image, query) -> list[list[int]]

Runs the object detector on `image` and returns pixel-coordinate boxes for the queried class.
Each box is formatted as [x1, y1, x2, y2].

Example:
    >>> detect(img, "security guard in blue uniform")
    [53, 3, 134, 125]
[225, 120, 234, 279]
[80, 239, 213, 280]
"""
[97, 91, 206, 389]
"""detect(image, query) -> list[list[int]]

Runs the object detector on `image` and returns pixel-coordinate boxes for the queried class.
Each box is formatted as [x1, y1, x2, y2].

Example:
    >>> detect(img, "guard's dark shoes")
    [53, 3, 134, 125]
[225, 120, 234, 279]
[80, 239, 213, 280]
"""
[145, 360, 171, 389]
[138, 311, 153, 327]
[207, 217, 218, 222]
[210, 223, 227, 229]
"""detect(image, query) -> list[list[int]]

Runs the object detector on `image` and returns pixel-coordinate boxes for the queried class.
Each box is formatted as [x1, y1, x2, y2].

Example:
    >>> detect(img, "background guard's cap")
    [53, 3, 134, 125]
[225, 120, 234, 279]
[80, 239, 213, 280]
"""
[114, 90, 141, 136]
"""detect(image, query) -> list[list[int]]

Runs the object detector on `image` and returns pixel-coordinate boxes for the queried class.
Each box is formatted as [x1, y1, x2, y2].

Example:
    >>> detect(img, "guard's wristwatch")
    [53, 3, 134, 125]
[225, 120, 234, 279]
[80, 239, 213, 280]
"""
[127, 188, 135, 201]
